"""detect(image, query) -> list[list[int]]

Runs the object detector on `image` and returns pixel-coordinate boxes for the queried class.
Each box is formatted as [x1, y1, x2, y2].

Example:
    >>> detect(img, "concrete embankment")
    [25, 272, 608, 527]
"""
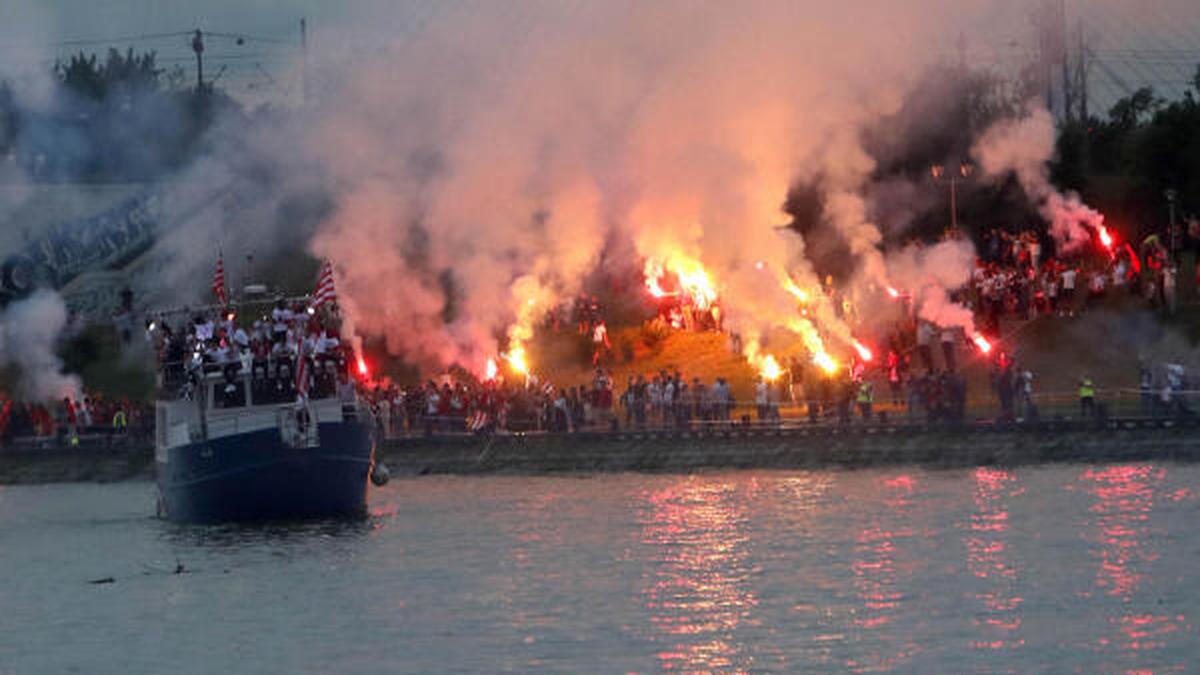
[0, 442, 154, 485]
[382, 419, 1200, 475]
[4, 419, 1200, 484]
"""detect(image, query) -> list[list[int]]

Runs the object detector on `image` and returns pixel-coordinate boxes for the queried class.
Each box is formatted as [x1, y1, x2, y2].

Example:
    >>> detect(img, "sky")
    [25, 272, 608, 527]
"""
[1, 0, 1198, 110]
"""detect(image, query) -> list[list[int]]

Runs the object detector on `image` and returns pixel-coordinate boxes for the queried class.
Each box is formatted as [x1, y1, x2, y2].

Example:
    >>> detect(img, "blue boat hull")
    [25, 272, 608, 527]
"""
[156, 421, 374, 523]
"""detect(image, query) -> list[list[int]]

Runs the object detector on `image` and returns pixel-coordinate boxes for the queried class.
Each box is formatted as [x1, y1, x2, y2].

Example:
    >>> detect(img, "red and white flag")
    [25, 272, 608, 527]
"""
[309, 260, 337, 310]
[212, 254, 227, 306]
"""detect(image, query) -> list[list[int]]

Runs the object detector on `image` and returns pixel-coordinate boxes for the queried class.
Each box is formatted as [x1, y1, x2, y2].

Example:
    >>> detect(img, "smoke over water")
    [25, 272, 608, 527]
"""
[297, 1, 1006, 373]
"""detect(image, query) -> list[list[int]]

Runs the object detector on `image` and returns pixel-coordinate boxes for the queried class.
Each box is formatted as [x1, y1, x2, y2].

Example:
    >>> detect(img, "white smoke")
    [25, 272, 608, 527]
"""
[972, 103, 1105, 253]
[0, 290, 81, 401]
[297, 0, 1004, 372]
[887, 239, 977, 333]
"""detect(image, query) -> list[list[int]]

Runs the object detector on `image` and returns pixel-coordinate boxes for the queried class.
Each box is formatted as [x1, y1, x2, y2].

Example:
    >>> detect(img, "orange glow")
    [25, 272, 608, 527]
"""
[503, 345, 529, 375]
[972, 334, 992, 354]
[759, 354, 784, 381]
[852, 339, 874, 362]
[782, 277, 810, 303]
[814, 351, 838, 374]
[484, 358, 499, 381]
[644, 255, 717, 309]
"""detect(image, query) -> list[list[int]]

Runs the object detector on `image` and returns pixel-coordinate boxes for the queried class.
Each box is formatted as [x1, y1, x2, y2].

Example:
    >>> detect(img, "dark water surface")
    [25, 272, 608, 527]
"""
[2, 464, 1199, 673]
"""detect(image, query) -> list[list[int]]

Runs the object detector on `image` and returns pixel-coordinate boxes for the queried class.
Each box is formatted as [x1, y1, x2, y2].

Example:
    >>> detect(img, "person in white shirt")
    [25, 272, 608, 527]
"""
[1060, 267, 1078, 315]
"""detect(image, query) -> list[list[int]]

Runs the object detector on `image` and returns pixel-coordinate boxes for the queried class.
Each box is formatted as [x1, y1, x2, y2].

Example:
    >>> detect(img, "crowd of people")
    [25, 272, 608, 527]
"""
[0, 391, 150, 446]
[148, 298, 355, 408]
[971, 228, 1179, 333]
[358, 368, 620, 436]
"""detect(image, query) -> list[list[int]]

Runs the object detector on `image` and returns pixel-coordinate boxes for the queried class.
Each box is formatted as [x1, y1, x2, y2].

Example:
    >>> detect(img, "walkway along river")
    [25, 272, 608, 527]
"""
[4, 416, 1200, 484]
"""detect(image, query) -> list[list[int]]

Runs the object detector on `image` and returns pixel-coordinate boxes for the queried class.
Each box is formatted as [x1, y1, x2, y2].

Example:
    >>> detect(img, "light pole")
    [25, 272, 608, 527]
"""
[932, 162, 974, 231]
[191, 29, 205, 92]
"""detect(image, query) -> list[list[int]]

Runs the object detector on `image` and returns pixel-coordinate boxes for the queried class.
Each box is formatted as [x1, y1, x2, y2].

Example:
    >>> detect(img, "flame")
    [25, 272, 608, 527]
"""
[644, 255, 716, 309]
[972, 333, 992, 354]
[759, 354, 784, 382]
[503, 345, 529, 375]
[852, 339, 874, 362]
[1098, 224, 1114, 249]
[782, 277, 810, 303]
[813, 351, 838, 375]
[886, 286, 900, 299]
[484, 357, 499, 381]
[356, 354, 370, 377]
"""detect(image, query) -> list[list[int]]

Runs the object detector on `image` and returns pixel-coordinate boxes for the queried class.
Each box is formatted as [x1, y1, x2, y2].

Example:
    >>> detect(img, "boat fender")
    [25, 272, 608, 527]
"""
[370, 462, 391, 487]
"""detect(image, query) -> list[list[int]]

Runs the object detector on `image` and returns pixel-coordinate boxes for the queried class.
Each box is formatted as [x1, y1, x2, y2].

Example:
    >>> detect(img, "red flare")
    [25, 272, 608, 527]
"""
[852, 339, 874, 362]
[886, 286, 900, 299]
[972, 334, 992, 354]
[356, 354, 370, 378]
[1098, 224, 1114, 249]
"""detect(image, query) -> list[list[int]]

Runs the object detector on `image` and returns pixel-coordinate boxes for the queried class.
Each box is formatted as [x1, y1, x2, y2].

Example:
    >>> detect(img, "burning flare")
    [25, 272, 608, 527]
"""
[644, 255, 717, 310]
[852, 339, 873, 362]
[782, 277, 810, 303]
[503, 345, 529, 375]
[484, 357, 499, 381]
[758, 354, 784, 382]
[886, 286, 901, 299]
[813, 350, 838, 375]
[356, 354, 370, 378]
[972, 333, 992, 354]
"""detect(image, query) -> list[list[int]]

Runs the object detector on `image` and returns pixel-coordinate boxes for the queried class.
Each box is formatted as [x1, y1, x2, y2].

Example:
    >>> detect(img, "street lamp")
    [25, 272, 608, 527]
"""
[931, 162, 974, 231]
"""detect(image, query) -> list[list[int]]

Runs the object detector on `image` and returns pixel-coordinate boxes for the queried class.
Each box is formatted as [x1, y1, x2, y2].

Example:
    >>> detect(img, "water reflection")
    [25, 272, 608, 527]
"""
[640, 478, 756, 673]
[964, 467, 1024, 652]
[1080, 465, 1185, 666]
[847, 474, 918, 671]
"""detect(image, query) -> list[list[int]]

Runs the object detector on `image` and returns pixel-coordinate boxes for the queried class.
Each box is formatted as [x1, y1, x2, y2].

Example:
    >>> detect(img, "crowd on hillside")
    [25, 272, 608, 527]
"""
[970, 228, 1178, 333]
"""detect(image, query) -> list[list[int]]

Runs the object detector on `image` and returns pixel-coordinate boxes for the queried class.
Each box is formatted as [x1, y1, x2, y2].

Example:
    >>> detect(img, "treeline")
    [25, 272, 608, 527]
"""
[1053, 67, 1200, 237]
[0, 48, 243, 182]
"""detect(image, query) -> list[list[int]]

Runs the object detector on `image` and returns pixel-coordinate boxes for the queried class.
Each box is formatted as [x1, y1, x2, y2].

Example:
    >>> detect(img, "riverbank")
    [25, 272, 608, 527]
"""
[0, 441, 154, 484]
[382, 418, 1200, 475]
[4, 418, 1200, 485]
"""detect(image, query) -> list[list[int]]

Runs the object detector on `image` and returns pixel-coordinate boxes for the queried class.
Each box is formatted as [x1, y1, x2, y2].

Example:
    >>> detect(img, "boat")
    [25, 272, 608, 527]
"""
[154, 325, 377, 524]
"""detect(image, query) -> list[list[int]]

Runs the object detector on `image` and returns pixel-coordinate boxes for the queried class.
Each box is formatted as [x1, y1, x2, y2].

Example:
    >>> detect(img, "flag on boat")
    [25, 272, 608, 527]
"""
[212, 254, 227, 306]
[467, 410, 490, 432]
[309, 260, 337, 310]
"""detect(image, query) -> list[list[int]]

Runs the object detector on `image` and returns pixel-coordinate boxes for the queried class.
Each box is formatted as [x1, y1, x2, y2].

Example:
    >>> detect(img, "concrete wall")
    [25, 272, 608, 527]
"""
[382, 420, 1200, 475]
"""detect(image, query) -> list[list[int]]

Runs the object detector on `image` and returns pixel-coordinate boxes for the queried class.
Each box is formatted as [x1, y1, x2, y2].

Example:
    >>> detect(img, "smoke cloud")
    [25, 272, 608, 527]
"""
[972, 104, 1105, 253]
[887, 239, 978, 334]
[0, 290, 81, 401]
[293, 0, 1006, 372]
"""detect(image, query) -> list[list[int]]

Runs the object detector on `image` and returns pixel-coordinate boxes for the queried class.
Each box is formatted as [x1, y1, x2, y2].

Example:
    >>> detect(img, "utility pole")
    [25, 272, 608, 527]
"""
[191, 29, 205, 92]
[1058, 0, 1072, 123]
[1075, 21, 1089, 122]
[300, 18, 309, 105]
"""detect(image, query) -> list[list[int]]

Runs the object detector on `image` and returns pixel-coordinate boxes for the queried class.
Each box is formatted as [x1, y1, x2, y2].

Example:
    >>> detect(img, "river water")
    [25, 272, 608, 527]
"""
[2, 464, 1198, 674]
